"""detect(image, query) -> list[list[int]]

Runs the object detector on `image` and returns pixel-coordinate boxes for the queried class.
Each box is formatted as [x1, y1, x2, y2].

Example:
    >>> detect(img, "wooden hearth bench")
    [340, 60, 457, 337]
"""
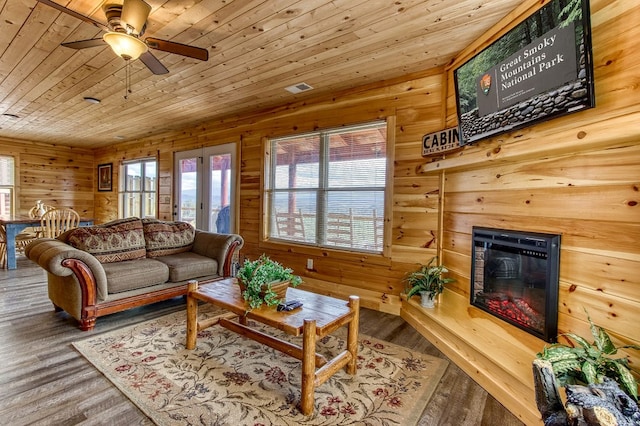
[186, 278, 360, 415]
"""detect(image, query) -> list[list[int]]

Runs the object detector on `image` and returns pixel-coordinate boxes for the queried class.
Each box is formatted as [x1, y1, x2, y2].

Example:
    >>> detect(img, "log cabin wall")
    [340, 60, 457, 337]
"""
[0, 138, 94, 217]
[402, 0, 640, 424]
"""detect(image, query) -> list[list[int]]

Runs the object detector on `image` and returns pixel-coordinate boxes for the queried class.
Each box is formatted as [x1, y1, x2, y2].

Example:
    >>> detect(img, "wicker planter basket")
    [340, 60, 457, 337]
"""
[237, 279, 290, 301]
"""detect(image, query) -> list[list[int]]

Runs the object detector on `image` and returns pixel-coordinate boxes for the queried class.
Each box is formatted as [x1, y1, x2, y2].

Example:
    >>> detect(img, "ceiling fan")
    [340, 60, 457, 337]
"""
[37, 0, 209, 75]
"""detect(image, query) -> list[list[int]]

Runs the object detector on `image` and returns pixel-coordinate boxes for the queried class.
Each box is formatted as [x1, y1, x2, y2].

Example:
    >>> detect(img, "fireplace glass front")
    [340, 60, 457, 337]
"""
[471, 227, 560, 342]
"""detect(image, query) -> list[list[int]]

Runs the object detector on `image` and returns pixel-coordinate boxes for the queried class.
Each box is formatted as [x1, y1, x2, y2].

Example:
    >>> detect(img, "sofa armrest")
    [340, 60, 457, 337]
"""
[191, 231, 244, 276]
[25, 238, 109, 300]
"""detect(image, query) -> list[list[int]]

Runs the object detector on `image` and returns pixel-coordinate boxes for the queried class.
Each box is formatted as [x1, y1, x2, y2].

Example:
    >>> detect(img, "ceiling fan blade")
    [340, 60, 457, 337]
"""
[61, 38, 106, 50]
[139, 51, 169, 75]
[145, 38, 209, 61]
[121, 0, 151, 35]
[36, 0, 109, 32]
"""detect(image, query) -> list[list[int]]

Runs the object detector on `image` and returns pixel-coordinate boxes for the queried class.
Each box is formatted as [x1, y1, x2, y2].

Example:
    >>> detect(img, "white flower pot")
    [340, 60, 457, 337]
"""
[419, 291, 435, 308]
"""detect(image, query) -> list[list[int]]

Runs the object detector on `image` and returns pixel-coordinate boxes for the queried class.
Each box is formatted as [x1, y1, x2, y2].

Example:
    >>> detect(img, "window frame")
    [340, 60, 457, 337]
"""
[263, 119, 392, 255]
[119, 157, 158, 219]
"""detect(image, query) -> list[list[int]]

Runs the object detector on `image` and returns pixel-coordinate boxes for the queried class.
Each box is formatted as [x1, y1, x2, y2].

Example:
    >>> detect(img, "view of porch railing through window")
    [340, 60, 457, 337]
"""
[266, 121, 387, 253]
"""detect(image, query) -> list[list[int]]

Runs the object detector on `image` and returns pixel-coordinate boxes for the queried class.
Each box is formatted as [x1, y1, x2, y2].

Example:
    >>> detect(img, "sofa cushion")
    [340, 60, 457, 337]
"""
[102, 258, 170, 293]
[142, 219, 195, 258]
[154, 252, 218, 282]
[66, 217, 146, 263]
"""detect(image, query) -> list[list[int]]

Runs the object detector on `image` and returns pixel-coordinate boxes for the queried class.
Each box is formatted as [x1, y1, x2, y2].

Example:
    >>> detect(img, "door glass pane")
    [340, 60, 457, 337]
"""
[175, 144, 235, 232]
[179, 158, 198, 227]
[210, 154, 232, 232]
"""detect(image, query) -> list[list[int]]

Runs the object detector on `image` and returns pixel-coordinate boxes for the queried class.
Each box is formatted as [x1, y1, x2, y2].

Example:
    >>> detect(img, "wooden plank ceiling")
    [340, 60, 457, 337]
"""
[0, 0, 523, 148]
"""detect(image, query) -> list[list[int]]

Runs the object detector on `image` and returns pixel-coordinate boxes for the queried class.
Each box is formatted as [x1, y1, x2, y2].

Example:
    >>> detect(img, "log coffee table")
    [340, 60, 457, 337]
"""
[185, 278, 360, 415]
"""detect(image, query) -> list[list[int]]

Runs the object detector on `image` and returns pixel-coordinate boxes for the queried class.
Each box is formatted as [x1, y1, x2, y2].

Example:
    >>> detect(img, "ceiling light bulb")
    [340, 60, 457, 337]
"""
[103, 32, 148, 60]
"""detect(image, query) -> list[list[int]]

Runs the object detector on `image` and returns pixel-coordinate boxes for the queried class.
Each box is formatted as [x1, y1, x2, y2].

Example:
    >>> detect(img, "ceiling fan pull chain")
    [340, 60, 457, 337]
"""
[124, 59, 132, 101]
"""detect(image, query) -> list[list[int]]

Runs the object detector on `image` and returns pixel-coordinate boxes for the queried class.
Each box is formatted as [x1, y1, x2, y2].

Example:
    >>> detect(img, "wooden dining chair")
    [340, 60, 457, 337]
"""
[40, 208, 81, 238]
[0, 224, 7, 269]
[14, 203, 57, 254]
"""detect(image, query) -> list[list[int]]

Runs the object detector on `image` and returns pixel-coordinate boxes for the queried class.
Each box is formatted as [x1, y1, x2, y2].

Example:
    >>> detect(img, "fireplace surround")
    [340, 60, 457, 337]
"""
[470, 227, 561, 342]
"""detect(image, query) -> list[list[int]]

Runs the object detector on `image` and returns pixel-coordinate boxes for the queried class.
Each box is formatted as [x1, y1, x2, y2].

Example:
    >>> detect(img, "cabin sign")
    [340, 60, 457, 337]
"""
[421, 127, 460, 157]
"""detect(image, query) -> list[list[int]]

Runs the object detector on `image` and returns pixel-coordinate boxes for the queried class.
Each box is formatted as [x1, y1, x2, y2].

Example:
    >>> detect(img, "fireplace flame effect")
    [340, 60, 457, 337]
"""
[477, 293, 544, 332]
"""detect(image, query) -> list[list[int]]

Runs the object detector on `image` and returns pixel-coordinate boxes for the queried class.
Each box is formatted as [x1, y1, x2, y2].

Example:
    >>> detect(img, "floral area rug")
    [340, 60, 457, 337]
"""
[73, 306, 448, 425]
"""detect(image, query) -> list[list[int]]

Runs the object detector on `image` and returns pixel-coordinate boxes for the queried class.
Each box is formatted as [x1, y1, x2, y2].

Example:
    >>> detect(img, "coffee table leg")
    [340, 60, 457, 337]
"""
[300, 318, 317, 415]
[346, 295, 360, 375]
[186, 281, 199, 350]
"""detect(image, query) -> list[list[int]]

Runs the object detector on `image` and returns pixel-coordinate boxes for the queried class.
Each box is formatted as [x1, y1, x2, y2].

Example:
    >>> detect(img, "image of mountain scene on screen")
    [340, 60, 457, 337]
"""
[454, 0, 594, 145]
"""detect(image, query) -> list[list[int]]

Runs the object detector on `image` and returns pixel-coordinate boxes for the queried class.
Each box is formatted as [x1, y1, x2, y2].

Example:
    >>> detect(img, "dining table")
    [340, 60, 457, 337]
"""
[0, 215, 93, 270]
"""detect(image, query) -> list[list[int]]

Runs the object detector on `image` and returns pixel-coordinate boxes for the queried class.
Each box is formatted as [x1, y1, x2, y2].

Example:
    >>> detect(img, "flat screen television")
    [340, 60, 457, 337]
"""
[454, 0, 595, 145]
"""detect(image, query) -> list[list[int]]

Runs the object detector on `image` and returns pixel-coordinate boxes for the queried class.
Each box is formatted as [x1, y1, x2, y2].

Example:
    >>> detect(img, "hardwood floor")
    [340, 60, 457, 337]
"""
[0, 257, 526, 425]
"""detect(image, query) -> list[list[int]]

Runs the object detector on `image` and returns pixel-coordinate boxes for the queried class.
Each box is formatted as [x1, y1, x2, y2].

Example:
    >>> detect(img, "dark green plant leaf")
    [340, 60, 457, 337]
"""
[561, 332, 592, 350]
[594, 324, 617, 355]
[586, 309, 617, 355]
[612, 361, 638, 400]
[581, 361, 598, 384]
[537, 345, 580, 362]
[551, 359, 581, 375]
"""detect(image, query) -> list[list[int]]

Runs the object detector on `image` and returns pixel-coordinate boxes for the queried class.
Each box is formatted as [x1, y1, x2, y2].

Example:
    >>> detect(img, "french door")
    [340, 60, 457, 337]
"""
[174, 144, 237, 232]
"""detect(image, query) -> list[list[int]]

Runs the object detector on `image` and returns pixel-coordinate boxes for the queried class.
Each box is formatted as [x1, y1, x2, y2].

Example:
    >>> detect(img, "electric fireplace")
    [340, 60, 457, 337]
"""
[471, 227, 560, 342]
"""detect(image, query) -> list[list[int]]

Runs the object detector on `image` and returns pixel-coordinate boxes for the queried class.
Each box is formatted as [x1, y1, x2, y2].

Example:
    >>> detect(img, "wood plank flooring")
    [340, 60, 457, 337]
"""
[0, 257, 526, 425]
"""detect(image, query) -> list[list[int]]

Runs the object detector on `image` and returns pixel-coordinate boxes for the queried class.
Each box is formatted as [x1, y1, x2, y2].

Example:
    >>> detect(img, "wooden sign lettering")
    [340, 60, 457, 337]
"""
[421, 127, 460, 157]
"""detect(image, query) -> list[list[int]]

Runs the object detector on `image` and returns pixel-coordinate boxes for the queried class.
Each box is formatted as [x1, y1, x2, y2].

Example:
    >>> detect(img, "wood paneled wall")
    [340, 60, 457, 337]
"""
[14, 0, 637, 423]
[0, 138, 94, 218]
[406, 0, 639, 423]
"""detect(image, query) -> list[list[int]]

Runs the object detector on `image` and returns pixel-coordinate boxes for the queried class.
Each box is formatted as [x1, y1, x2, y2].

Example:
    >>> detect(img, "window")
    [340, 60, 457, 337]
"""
[265, 121, 387, 252]
[120, 159, 157, 218]
[0, 156, 15, 217]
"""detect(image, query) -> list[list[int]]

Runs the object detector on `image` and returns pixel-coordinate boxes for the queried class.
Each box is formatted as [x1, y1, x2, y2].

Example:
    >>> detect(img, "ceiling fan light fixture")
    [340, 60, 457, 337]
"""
[103, 32, 148, 60]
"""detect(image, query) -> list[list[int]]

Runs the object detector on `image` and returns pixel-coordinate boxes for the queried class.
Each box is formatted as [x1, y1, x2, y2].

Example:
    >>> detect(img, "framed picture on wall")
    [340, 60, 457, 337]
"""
[98, 163, 113, 192]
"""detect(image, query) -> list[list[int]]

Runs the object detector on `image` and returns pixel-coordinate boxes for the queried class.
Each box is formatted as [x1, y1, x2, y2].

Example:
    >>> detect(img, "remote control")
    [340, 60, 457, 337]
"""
[277, 300, 303, 311]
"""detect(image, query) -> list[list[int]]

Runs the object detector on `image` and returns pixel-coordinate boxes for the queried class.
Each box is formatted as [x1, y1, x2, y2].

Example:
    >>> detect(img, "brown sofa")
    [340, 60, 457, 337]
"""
[25, 218, 243, 330]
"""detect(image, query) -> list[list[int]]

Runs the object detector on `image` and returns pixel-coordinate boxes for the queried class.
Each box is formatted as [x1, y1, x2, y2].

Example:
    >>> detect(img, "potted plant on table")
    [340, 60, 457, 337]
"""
[236, 254, 302, 310]
[404, 257, 455, 308]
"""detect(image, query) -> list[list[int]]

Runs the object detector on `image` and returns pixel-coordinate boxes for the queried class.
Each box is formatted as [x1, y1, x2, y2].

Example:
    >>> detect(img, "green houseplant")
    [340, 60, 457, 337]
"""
[404, 257, 455, 308]
[236, 254, 302, 310]
[537, 310, 640, 400]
